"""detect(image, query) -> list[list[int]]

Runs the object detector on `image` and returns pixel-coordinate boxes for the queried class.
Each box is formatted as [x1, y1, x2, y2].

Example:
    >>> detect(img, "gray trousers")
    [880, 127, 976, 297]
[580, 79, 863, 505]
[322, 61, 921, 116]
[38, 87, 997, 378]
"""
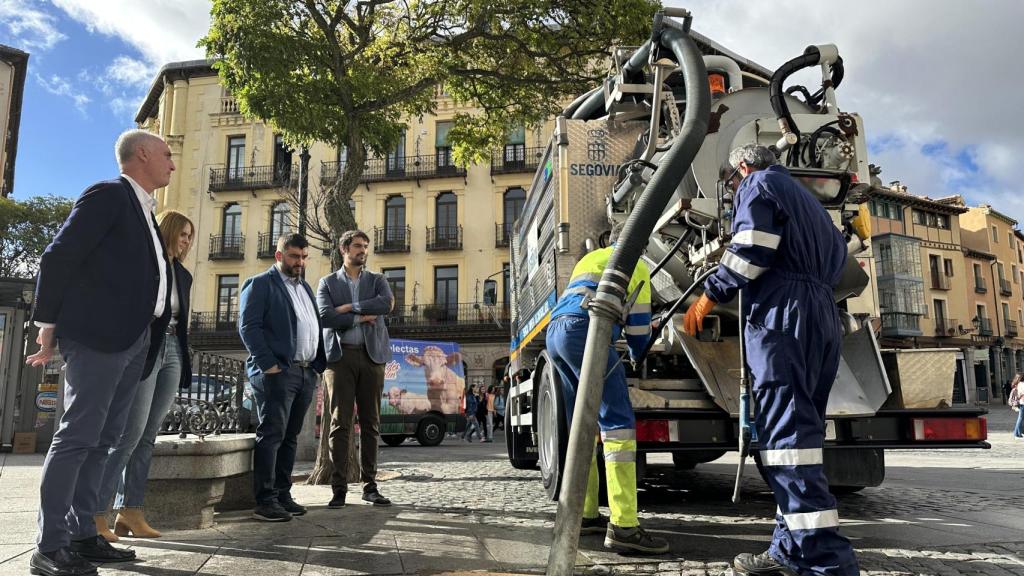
[37, 327, 150, 552]
[324, 346, 384, 493]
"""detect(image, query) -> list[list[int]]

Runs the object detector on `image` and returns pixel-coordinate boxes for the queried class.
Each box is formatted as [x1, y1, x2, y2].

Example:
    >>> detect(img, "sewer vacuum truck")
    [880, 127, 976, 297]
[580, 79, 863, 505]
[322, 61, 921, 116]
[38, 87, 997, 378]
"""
[501, 8, 989, 505]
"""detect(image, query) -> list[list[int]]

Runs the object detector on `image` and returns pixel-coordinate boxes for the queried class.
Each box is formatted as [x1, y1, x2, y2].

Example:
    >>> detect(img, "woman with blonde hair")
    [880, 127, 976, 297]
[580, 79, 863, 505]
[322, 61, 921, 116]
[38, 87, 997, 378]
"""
[1010, 373, 1024, 439]
[94, 209, 194, 541]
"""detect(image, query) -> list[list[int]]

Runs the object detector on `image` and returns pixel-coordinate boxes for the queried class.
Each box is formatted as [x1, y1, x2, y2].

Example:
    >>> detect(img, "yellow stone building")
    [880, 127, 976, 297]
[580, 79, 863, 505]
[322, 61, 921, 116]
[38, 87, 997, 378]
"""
[0, 44, 29, 198]
[134, 61, 551, 387]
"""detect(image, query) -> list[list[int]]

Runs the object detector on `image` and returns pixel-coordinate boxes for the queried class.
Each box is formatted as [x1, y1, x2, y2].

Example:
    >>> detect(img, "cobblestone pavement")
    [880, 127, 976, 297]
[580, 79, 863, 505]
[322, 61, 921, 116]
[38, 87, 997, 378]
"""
[0, 409, 1021, 575]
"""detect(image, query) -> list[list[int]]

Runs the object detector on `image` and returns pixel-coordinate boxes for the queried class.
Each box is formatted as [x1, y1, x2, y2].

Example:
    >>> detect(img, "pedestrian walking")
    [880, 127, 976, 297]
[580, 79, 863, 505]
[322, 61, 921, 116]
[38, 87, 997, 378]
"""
[684, 144, 859, 576]
[494, 383, 507, 431]
[94, 210, 194, 542]
[26, 129, 174, 575]
[547, 222, 669, 555]
[463, 385, 482, 442]
[239, 233, 327, 522]
[317, 230, 394, 509]
[1010, 373, 1024, 438]
[478, 385, 493, 442]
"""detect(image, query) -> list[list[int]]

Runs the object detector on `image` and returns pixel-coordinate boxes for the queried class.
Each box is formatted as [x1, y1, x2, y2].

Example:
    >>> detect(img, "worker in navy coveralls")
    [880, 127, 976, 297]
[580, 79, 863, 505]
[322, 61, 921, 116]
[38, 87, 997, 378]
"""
[684, 144, 859, 576]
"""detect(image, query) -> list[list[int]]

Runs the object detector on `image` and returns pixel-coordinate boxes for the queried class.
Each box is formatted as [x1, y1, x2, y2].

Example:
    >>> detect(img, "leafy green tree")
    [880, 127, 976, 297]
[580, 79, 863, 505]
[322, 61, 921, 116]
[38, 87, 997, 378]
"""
[0, 195, 73, 279]
[201, 0, 659, 240]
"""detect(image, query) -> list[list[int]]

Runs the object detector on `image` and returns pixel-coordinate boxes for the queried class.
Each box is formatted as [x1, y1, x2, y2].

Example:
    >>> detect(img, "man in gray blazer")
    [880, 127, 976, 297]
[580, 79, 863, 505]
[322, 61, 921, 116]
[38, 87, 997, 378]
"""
[317, 230, 394, 508]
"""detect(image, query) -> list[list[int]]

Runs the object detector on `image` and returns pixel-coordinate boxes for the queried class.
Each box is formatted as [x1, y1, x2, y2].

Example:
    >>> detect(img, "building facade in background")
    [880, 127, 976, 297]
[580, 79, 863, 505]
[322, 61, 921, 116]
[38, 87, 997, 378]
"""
[0, 45, 28, 198]
[133, 61, 552, 387]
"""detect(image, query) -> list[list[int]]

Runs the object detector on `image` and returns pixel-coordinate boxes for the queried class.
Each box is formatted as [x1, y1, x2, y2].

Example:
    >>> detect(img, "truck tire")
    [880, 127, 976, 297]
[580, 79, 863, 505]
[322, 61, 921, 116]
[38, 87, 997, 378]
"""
[416, 414, 446, 447]
[672, 450, 727, 470]
[382, 435, 407, 447]
[536, 356, 568, 501]
[505, 403, 538, 470]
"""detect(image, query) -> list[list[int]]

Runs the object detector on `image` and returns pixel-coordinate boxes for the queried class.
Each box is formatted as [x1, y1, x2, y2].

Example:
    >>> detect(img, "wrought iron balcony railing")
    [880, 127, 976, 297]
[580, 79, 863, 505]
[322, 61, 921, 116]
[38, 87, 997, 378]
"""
[496, 222, 514, 247]
[384, 303, 510, 329]
[930, 271, 951, 290]
[934, 317, 958, 337]
[320, 154, 467, 186]
[426, 225, 463, 251]
[163, 350, 251, 438]
[209, 234, 245, 260]
[209, 164, 294, 192]
[977, 317, 993, 336]
[1006, 319, 1019, 337]
[1000, 278, 1013, 296]
[373, 225, 411, 253]
[190, 311, 239, 334]
[490, 146, 544, 174]
[257, 232, 279, 259]
[974, 276, 987, 293]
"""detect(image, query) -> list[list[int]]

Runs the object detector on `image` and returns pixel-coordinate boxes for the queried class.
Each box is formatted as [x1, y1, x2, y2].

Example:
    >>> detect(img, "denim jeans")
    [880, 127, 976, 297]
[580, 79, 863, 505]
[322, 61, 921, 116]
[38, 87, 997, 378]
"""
[96, 336, 182, 510]
[1014, 407, 1024, 437]
[463, 416, 482, 440]
[251, 364, 316, 504]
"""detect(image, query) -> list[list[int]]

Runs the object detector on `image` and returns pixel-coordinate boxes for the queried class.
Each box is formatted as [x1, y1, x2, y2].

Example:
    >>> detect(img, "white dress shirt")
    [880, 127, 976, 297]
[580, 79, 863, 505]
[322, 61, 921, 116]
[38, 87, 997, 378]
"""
[277, 268, 319, 362]
[123, 174, 168, 320]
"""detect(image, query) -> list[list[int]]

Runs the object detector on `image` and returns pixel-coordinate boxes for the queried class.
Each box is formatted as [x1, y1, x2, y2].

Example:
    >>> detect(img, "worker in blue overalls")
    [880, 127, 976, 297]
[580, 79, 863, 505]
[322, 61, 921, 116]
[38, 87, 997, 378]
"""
[683, 144, 859, 575]
[546, 222, 669, 556]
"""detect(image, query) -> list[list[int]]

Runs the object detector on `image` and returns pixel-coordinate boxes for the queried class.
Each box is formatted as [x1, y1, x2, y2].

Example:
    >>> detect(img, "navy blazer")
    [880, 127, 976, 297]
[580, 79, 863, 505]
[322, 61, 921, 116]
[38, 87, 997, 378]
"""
[147, 259, 193, 388]
[32, 177, 169, 355]
[238, 266, 327, 378]
[317, 269, 394, 365]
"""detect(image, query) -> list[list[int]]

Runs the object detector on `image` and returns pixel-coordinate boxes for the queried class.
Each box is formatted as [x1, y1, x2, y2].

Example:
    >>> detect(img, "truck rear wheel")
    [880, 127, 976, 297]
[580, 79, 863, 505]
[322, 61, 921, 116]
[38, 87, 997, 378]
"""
[536, 357, 568, 501]
[505, 403, 538, 470]
[382, 435, 407, 447]
[416, 415, 446, 447]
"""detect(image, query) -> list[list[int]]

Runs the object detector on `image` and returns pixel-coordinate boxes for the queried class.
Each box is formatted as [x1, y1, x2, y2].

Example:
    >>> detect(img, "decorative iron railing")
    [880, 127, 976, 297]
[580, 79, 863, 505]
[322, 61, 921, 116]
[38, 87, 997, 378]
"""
[162, 350, 250, 439]
[490, 146, 544, 174]
[426, 225, 463, 251]
[209, 234, 245, 260]
[373, 225, 411, 253]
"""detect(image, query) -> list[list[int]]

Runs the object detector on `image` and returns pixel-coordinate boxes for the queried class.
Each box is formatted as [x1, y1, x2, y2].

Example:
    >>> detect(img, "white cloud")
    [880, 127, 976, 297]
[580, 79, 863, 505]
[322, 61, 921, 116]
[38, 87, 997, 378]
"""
[104, 56, 154, 88]
[48, 0, 211, 66]
[0, 0, 66, 51]
[668, 0, 1024, 223]
[35, 72, 91, 114]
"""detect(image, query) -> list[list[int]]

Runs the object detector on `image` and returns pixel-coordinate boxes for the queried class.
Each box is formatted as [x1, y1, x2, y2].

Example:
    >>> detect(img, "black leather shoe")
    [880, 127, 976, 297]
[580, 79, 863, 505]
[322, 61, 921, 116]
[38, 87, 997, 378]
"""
[734, 551, 799, 576]
[69, 535, 136, 563]
[327, 491, 346, 509]
[279, 496, 307, 516]
[29, 548, 97, 576]
[362, 490, 392, 507]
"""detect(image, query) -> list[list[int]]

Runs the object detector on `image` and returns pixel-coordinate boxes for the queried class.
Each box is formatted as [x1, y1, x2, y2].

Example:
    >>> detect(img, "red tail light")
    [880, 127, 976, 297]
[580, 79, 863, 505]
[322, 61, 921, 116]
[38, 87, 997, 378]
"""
[911, 417, 987, 441]
[636, 419, 670, 442]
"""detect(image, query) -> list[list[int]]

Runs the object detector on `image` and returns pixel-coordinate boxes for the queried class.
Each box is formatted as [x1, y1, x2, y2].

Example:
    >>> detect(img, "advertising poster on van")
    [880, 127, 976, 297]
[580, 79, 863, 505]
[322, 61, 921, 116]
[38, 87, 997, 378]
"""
[382, 339, 466, 417]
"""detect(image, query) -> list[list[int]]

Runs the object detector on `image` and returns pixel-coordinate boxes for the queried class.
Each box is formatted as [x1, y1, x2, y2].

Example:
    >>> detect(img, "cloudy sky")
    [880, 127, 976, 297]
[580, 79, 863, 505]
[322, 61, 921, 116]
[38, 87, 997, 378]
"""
[4, 0, 1023, 223]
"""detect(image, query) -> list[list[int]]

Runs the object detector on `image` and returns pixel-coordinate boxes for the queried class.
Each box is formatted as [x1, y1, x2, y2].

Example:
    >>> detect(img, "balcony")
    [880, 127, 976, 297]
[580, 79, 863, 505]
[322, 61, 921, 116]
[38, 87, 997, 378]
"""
[1000, 278, 1013, 296]
[977, 317, 993, 336]
[320, 154, 467, 186]
[426, 226, 463, 251]
[189, 311, 242, 349]
[373, 226, 411, 253]
[220, 97, 239, 114]
[1006, 319, 1019, 337]
[930, 271, 951, 290]
[974, 276, 987, 293]
[496, 222, 514, 247]
[384, 303, 509, 341]
[490, 146, 544, 175]
[880, 312, 922, 338]
[934, 317, 958, 337]
[257, 232, 278, 259]
[209, 234, 245, 260]
[209, 165, 294, 192]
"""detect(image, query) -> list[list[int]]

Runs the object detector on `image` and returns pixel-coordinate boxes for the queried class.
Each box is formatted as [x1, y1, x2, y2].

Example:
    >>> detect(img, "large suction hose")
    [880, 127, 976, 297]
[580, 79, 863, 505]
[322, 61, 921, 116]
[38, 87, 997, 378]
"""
[571, 41, 654, 120]
[546, 16, 710, 576]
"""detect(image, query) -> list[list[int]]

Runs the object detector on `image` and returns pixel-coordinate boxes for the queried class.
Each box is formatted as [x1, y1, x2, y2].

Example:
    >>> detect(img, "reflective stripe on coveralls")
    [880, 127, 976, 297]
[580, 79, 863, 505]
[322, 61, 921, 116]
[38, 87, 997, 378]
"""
[704, 165, 859, 576]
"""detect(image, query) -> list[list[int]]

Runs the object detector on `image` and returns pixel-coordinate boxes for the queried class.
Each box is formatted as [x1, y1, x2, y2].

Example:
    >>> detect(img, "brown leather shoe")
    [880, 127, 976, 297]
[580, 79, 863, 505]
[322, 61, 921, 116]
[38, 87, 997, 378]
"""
[94, 514, 118, 543]
[114, 509, 161, 538]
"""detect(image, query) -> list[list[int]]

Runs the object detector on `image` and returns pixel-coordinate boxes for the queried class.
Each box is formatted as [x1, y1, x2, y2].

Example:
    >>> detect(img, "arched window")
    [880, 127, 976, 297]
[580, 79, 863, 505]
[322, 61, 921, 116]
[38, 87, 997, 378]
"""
[502, 187, 526, 242]
[436, 192, 458, 245]
[270, 202, 292, 240]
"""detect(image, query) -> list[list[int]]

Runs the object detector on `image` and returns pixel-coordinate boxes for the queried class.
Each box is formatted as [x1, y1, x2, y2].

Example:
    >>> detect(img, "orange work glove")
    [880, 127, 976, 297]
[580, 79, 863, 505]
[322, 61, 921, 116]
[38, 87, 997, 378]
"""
[683, 294, 716, 336]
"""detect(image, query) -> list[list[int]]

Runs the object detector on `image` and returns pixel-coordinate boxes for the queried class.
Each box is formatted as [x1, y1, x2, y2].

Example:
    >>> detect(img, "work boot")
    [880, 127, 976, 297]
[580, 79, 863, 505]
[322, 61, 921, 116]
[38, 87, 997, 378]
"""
[279, 496, 307, 516]
[327, 490, 346, 509]
[733, 551, 798, 576]
[114, 508, 161, 538]
[252, 502, 292, 522]
[94, 514, 118, 543]
[603, 523, 669, 555]
[580, 514, 609, 535]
